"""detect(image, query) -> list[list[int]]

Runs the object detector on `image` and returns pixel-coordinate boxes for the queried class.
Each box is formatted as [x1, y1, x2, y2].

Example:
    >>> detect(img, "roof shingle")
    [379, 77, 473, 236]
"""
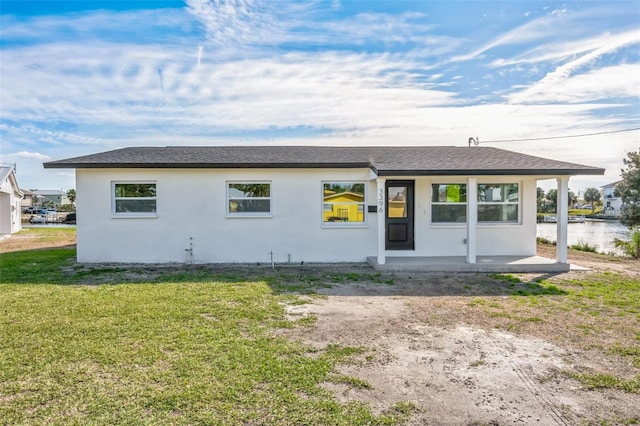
[43, 146, 605, 176]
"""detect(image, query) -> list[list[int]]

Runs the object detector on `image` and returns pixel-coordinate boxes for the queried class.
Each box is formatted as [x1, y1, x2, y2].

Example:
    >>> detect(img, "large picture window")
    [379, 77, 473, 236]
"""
[431, 183, 467, 223]
[227, 182, 271, 215]
[478, 183, 519, 222]
[113, 182, 157, 215]
[322, 182, 365, 224]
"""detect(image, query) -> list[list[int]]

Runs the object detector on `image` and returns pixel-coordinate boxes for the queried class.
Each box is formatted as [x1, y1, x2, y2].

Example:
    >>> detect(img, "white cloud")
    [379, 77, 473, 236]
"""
[1, 1, 638, 193]
[508, 29, 640, 104]
[8, 151, 51, 160]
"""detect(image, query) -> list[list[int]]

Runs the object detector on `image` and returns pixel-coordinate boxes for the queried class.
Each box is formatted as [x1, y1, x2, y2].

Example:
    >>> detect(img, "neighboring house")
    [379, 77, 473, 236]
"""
[0, 164, 24, 235]
[601, 181, 623, 217]
[32, 189, 71, 207]
[323, 186, 365, 222]
[20, 189, 35, 209]
[44, 146, 604, 272]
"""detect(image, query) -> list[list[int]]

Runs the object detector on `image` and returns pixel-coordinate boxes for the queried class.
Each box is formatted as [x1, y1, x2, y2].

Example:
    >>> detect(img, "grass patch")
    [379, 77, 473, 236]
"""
[511, 282, 567, 296]
[570, 373, 640, 393]
[490, 273, 521, 283]
[327, 374, 373, 390]
[610, 345, 640, 368]
[570, 240, 598, 253]
[0, 247, 75, 283]
[0, 248, 406, 425]
[564, 272, 640, 315]
[18, 227, 76, 236]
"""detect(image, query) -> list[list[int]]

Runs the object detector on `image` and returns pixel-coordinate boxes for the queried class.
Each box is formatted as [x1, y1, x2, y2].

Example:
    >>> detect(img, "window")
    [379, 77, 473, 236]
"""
[478, 183, 519, 223]
[323, 182, 365, 224]
[431, 183, 467, 223]
[113, 182, 156, 215]
[227, 182, 271, 215]
[387, 186, 407, 218]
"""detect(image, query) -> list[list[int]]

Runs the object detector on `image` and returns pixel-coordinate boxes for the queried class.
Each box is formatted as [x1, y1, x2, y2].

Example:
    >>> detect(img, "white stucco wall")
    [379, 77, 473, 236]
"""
[383, 176, 537, 258]
[76, 168, 377, 263]
[76, 168, 539, 263]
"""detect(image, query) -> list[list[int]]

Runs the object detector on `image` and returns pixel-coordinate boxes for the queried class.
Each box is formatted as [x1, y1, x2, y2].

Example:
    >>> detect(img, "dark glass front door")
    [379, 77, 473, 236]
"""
[385, 181, 414, 250]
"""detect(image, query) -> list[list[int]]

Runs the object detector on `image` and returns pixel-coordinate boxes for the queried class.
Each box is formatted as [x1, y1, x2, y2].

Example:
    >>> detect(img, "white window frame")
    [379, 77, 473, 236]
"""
[430, 183, 467, 225]
[226, 181, 272, 218]
[111, 181, 157, 218]
[477, 183, 520, 224]
[321, 181, 367, 227]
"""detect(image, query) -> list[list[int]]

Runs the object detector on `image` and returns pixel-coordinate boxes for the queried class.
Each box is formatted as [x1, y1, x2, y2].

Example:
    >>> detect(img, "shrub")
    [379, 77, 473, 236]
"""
[570, 240, 597, 253]
[614, 227, 640, 258]
[537, 237, 555, 245]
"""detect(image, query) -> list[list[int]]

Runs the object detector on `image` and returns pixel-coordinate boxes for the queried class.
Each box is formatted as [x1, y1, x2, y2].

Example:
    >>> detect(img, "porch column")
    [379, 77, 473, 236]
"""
[376, 177, 386, 265]
[556, 177, 569, 263]
[467, 177, 477, 264]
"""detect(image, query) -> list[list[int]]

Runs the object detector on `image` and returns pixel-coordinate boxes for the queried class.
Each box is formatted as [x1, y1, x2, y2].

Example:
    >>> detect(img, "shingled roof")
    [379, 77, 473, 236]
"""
[43, 146, 604, 176]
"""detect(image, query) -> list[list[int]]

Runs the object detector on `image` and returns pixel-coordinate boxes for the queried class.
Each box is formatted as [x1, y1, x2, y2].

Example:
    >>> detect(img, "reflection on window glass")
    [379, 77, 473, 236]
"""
[323, 182, 365, 223]
[387, 186, 406, 218]
[478, 183, 519, 223]
[228, 182, 271, 214]
[431, 184, 467, 223]
[478, 184, 518, 202]
[113, 183, 157, 214]
[114, 183, 156, 198]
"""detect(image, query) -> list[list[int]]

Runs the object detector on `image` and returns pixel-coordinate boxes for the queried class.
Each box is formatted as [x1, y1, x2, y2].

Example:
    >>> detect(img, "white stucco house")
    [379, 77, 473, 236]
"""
[601, 181, 622, 217]
[0, 164, 24, 235]
[44, 146, 604, 272]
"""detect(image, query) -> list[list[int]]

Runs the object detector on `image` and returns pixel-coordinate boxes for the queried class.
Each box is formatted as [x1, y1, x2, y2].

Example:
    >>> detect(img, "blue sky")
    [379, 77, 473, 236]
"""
[1, 0, 639, 194]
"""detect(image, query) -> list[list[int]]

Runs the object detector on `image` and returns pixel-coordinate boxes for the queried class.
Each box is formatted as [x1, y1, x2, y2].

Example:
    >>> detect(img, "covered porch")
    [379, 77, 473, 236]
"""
[373, 176, 575, 273]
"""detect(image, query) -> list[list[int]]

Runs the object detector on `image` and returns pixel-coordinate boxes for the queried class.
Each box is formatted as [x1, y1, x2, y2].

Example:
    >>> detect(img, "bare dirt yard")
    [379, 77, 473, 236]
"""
[2, 230, 639, 425]
[276, 249, 640, 425]
[0, 227, 76, 253]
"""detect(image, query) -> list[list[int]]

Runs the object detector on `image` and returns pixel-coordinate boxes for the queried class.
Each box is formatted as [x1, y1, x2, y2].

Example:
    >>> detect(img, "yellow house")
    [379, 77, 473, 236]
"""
[323, 191, 364, 222]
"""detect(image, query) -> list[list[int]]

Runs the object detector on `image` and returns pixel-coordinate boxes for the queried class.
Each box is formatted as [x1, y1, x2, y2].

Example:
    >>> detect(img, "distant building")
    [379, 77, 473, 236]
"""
[32, 189, 71, 207]
[20, 189, 35, 208]
[0, 164, 23, 234]
[601, 181, 622, 217]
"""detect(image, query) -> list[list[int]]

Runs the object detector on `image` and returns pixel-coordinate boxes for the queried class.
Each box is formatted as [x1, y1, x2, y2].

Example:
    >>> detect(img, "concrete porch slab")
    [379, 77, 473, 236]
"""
[366, 255, 572, 273]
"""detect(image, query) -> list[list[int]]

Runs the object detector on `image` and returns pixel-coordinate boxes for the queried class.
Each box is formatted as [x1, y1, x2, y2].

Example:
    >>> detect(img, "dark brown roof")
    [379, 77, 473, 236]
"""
[43, 146, 604, 176]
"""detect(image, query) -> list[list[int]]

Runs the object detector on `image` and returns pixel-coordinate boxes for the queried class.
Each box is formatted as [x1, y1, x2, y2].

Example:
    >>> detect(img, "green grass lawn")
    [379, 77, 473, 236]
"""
[0, 248, 410, 425]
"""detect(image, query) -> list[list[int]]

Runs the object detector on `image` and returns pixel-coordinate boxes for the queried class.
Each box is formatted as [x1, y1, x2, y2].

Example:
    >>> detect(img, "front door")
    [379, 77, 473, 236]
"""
[385, 181, 414, 250]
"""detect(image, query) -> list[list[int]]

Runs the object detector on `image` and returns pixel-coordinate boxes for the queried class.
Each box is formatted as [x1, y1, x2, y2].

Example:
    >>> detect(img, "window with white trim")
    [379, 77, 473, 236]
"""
[478, 183, 519, 223]
[113, 182, 157, 215]
[322, 182, 365, 224]
[227, 182, 271, 215]
[431, 183, 467, 223]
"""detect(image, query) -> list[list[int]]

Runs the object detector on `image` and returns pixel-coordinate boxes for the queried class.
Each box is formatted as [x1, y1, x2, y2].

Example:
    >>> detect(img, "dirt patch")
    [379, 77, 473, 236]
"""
[281, 278, 639, 425]
[0, 229, 76, 253]
[537, 242, 640, 278]
[274, 247, 639, 425]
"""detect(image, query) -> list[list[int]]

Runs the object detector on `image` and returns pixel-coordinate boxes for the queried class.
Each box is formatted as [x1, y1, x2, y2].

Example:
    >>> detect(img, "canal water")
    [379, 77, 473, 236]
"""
[537, 220, 631, 255]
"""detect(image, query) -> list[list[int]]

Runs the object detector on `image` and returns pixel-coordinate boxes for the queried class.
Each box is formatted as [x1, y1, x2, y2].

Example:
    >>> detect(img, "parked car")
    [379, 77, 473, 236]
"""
[24, 207, 57, 215]
[28, 215, 47, 223]
[64, 213, 76, 224]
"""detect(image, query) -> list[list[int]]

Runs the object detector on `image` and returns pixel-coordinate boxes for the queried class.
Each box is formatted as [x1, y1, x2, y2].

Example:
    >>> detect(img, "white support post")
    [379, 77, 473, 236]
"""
[376, 177, 386, 265]
[556, 177, 569, 263]
[467, 177, 477, 264]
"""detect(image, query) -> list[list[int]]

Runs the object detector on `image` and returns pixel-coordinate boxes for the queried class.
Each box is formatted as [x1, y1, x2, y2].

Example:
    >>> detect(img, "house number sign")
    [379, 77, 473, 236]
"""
[378, 188, 384, 213]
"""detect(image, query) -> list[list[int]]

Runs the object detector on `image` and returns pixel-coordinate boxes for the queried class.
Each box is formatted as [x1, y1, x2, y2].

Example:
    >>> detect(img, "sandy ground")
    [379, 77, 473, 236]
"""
[2, 231, 639, 424]
[282, 290, 638, 425]
[276, 251, 640, 425]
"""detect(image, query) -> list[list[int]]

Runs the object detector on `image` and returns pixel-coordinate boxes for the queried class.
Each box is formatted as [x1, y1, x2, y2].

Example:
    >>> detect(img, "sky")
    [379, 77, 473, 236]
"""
[1, 0, 639, 195]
